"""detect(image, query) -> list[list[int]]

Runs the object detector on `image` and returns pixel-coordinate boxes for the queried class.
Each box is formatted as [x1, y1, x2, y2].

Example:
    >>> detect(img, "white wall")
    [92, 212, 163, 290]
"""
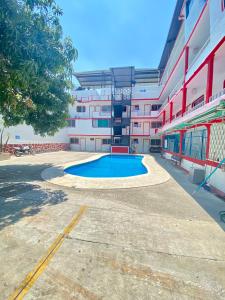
[206, 165, 225, 194]
[1, 123, 68, 144]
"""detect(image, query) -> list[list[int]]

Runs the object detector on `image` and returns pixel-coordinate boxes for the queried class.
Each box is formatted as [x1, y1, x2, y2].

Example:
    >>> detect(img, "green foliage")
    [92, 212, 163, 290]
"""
[0, 0, 78, 135]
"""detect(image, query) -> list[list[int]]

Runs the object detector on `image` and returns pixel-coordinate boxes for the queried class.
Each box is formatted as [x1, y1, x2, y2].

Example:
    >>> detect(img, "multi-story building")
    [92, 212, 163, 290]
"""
[68, 67, 162, 154]
[2, 0, 225, 194]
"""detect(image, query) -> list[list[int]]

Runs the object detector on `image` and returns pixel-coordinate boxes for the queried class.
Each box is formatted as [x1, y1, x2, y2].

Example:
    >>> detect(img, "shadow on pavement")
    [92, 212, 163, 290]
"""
[0, 164, 67, 230]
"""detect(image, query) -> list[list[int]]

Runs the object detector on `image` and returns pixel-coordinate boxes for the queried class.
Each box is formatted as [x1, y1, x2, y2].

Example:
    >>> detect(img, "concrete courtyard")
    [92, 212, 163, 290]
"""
[0, 151, 225, 300]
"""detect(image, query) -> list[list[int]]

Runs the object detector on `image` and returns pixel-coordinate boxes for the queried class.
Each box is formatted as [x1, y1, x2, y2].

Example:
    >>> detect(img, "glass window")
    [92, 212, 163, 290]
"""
[151, 139, 161, 146]
[76, 106, 86, 112]
[102, 139, 111, 145]
[70, 138, 79, 144]
[151, 104, 162, 111]
[67, 120, 76, 127]
[101, 105, 111, 112]
[92, 119, 110, 128]
[151, 121, 162, 129]
[134, 122, 140, 128]
[133, 139, 139, 144]
[183, 129, 207, 160]
[134, 105, 139, 111]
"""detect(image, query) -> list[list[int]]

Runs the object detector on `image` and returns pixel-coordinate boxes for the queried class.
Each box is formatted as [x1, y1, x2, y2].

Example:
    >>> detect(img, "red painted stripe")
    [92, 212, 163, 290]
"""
[111, 146, 129, 154]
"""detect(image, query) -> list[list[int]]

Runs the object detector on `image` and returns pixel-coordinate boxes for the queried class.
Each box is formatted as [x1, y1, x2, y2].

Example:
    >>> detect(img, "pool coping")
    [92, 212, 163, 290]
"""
[41, 154, 171, 189]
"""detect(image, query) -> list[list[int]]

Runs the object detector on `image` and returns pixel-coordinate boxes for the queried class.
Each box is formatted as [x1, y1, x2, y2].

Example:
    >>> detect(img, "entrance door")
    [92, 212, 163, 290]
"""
[80, 138, 86, 151]
[143, 122, 150, 135]
[95, 138, 102, 152]
[143, 139, 150, 153]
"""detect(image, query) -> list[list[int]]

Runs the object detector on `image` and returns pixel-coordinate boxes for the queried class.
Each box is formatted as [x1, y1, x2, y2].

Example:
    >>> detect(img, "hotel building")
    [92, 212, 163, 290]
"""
[2, 0, 225, 194]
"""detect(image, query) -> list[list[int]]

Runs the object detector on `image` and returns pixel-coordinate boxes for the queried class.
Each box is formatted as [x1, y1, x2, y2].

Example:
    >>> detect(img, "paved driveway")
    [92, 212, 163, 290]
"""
[0, 151, 225, 299]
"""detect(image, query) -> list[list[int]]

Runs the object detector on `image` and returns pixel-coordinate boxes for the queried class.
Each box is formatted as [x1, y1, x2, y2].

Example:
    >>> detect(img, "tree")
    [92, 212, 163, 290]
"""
[0, 0, 78, 136]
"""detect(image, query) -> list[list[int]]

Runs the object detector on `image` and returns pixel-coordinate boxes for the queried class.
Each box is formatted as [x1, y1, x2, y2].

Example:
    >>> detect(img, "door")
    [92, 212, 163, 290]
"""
[80, 138, 86, 151]
[143, 122, 150, 135]
[95, 138, 102, 152]
[143, 139, 150, 153]
[144, 104, 151, 116]
[89, 105, 95, 117]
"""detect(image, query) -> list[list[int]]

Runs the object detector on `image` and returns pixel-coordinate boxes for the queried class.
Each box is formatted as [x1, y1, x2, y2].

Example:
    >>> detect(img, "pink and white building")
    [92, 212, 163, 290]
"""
[2, 0, 225, 194]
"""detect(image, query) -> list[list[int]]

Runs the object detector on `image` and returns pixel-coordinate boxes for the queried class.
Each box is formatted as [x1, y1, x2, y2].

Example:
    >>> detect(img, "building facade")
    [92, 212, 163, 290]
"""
[1, 0, 225, 194]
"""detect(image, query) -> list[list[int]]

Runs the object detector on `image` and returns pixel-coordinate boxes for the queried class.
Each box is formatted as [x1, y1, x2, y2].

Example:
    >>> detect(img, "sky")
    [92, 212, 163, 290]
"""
[56, 0, 177, 72]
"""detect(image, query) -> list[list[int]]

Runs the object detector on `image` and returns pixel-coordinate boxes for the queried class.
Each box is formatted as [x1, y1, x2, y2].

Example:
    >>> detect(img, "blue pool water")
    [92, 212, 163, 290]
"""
[64, 155, 148, 178]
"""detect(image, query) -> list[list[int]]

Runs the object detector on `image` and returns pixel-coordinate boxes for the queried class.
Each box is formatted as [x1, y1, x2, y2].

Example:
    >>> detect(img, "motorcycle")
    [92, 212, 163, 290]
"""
[14, 145, 35, 157]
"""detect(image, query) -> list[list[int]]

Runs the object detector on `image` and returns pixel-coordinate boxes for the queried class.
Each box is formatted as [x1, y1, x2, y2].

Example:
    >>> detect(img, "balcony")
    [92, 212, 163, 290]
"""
[160, 89, 225, 133]
[131, 110, 159, 118]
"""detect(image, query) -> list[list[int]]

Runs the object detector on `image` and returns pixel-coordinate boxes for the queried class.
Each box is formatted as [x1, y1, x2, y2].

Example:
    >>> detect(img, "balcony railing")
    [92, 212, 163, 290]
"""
[209, 88, 225, 102]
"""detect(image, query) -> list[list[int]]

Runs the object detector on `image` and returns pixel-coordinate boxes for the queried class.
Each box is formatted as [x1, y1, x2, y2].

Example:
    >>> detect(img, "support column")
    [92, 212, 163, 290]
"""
[179, 130, 185, 156]
[206, 124, 211, 160]
[182, 85, 187, 116]
[162, 110, 166, 126]
[206, 55, 214, 104]
[169, 102, 173, 123]
[184, 46, 189, 75]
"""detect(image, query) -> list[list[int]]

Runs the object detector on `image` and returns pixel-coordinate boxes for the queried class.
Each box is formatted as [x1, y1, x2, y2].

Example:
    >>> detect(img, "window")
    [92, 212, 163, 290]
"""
[151, 139, 161, 146]
[134, 105, 139, 111]
[183, 129, 207, 160]
[67, 120, 76, 127]
[151, 121, 162, 129]
[164, 135, 180, 153]
[76, 106, 86, 112]
[151, 104, 162, 111]
[90, 138, 94, 141]
[101, 105, 111, 113]
[92, 119, 111, 128]
[133, 139, 139, 144]
[133, 122, 141, 128]
[191, 95, 204, 108]
[70, 138, 79, 144]
[102, 139, 111, 145]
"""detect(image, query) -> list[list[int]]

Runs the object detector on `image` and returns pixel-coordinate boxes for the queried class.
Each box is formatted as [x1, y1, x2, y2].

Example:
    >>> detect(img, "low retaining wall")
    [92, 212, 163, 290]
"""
[4, 143, 70, 154]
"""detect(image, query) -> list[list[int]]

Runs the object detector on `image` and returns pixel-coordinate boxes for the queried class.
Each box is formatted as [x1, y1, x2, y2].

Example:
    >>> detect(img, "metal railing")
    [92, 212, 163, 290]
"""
[209, 88, 225, 102]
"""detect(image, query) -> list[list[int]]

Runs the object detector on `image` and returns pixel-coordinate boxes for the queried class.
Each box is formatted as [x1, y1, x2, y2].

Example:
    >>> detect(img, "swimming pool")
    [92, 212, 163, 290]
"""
[64, 155, 148, 178]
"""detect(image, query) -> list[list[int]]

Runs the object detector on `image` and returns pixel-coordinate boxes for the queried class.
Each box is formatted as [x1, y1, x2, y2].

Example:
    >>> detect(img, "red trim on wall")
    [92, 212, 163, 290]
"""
[159, 2, 208, 98]
[111, 146, 129, 154]
[163, 149, 220, 168]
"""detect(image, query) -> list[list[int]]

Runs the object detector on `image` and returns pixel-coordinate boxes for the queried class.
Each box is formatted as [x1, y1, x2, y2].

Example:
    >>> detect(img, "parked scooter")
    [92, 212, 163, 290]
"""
[14, 145, 34, 157]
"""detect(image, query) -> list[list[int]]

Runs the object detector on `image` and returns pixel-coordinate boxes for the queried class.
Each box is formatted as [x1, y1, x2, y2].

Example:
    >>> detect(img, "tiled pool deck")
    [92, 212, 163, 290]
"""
[0, 151, 225, 299]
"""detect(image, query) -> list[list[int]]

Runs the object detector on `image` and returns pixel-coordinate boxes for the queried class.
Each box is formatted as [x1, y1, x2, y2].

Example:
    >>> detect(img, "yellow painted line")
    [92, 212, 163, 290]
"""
[8, 205, 88, 300]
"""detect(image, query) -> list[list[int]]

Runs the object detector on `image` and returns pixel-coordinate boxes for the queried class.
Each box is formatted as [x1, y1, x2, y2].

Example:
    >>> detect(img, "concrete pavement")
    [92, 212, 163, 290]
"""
[0, 151, 225, 299]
